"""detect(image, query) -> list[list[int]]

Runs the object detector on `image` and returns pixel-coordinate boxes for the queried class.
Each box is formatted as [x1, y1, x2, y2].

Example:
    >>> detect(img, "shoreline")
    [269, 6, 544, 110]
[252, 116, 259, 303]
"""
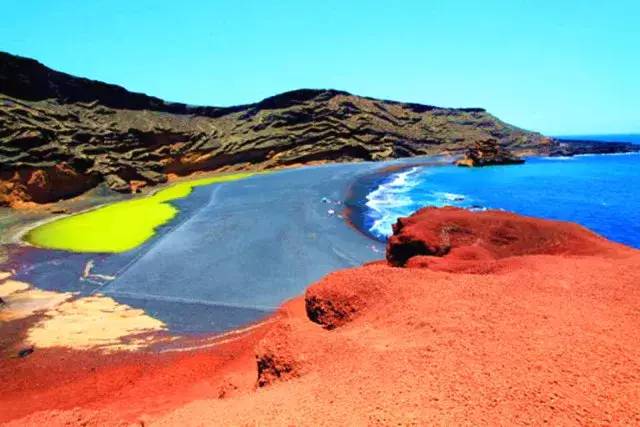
[3, 170, 259, 252]
[545, 150, 640, 158]
[4, 157, 443, 253]
[1, 161, 391, 337]
[344, 158, 455, 242]
[2, 161, 367, 250]
[2, 151, 638, 339]
[4, 149, 637, 247]
[347, 152, 640, 248]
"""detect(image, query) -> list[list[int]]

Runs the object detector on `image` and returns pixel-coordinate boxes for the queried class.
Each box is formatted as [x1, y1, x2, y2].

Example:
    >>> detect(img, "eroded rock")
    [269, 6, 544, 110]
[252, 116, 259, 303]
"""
[387, 206, 621, 269]
[455, 138, 525, 167]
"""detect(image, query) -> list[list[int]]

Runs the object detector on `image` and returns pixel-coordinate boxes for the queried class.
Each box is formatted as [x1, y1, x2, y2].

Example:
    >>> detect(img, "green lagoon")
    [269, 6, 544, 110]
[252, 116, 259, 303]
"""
[25, 173, 254, 253]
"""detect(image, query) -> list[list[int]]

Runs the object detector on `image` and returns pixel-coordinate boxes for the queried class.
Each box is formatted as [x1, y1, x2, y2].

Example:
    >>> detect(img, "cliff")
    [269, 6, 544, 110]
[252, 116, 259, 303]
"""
[0, 51, 636, 206]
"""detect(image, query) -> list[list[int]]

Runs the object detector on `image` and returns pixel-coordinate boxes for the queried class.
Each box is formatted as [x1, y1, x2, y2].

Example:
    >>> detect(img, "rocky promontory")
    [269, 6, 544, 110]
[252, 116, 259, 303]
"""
[455, 138, 525, 167]
[552, 138, 639, 156]
[1, 51, 637, 206]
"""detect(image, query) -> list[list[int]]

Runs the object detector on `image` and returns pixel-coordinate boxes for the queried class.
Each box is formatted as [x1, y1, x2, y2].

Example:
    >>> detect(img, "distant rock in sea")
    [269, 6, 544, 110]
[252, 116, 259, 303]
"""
[551, 138, 640, 156]
[455, 139, 525, 167]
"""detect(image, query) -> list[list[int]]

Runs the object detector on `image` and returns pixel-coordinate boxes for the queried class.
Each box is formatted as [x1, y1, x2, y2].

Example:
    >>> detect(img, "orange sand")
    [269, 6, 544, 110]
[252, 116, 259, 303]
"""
[2, 208, 639, 425]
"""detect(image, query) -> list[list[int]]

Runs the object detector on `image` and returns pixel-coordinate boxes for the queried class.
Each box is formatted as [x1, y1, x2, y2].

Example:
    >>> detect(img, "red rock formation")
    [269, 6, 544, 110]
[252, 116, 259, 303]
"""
[3, 208, 640, 425]
[386, 206, 622, 268]
[0, 163, 99, 207]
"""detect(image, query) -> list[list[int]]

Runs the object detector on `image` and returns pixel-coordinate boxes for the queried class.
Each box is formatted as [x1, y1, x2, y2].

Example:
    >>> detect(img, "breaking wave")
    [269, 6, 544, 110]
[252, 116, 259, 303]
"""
[364, 167, 469, 240]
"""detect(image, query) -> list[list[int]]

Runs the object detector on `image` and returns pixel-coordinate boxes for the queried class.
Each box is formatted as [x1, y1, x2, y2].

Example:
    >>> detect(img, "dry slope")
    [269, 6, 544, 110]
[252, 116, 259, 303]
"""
[0, 51, 558, 206]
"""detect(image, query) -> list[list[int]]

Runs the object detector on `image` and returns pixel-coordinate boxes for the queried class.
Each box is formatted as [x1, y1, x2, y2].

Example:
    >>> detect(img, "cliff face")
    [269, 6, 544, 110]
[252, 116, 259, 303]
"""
[0, 51, 634, 206]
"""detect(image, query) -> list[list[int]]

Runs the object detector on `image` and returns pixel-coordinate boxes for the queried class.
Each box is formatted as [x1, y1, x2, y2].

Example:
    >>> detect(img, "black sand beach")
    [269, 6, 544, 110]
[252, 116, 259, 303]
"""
[2, 158, 443, 333]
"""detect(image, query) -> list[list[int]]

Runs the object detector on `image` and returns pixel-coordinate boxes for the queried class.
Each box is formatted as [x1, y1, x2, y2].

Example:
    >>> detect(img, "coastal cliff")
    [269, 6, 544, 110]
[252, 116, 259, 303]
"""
[1, 51, 637, 206]
[3, 207, 639, 425]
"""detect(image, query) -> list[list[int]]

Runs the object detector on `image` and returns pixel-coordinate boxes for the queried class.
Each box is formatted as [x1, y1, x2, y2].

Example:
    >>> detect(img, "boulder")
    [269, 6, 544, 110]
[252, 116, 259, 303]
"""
[455, 139, 525, 167]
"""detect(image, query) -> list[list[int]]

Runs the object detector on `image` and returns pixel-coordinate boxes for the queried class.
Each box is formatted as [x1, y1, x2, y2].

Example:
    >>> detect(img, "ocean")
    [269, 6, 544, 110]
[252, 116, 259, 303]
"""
[359, 135, 640, 248]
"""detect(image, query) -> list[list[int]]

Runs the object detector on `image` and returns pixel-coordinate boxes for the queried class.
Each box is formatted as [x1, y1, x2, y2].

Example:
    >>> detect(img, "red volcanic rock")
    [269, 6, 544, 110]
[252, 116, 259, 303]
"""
[255, 321, 304, 387]
[0, 163, 99, 207]
[387, 206, 621, 267]
[305, 267, 387, 330]
[4, 208, 640, 425]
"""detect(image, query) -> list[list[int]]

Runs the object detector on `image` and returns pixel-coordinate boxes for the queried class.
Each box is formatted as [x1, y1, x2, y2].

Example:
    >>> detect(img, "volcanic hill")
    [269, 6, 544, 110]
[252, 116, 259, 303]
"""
[0, 51, 637, 206]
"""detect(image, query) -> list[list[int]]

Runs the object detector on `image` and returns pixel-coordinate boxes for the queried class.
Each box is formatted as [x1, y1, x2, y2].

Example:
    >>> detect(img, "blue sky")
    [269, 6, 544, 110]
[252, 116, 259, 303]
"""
[2, 0, 638, 135]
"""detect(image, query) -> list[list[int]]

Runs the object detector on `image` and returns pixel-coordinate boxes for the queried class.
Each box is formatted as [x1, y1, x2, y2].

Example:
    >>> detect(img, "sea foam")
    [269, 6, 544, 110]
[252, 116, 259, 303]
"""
[364, 167, 469, 240]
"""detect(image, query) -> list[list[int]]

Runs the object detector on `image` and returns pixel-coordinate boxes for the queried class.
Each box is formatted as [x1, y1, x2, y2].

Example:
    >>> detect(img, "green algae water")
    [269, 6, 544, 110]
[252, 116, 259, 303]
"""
[25, 173, 254, 253]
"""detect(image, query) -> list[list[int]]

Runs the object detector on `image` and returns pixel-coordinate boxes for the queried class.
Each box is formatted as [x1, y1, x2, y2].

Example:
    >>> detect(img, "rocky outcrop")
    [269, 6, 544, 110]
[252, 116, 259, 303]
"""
[255, 323, 303, 388]
[552, 138, 639, 156]
[256, 352, 297, 387]
[305, 270, 377, 330]
[386, 206, 621, 270]
[1, 51, 637, 206]
[0, 162, 100, 206]
[455, 138, 525, 167]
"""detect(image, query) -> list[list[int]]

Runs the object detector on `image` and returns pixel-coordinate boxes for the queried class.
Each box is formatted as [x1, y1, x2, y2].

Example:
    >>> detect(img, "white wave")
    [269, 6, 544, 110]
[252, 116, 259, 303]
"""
[365, 167, 421, 239]
[539, 156, 575, 161]
[364, 168, 470, 239]
[433, 192, 465, 202]
[540, 152, 639, 161]
[574, 151, 640, 158]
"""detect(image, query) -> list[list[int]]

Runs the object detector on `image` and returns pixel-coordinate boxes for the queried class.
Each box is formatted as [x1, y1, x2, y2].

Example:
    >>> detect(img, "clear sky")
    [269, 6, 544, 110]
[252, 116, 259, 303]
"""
[2, 0, 638, 135]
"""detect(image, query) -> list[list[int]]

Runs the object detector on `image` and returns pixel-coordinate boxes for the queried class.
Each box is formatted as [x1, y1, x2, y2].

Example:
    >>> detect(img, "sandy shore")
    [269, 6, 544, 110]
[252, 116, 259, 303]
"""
[97, 163, 389, 322]
[1, 158, 442, 335]
[0, 159, 412, 421]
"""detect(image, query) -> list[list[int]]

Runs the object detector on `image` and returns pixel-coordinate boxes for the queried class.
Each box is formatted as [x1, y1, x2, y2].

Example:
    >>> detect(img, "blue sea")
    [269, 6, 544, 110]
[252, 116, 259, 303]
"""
[363, 135, 640, 248]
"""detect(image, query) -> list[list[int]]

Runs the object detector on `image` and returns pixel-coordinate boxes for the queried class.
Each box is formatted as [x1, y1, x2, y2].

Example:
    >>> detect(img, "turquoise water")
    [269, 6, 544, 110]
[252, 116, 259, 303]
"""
[364, 152, 640, 248]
